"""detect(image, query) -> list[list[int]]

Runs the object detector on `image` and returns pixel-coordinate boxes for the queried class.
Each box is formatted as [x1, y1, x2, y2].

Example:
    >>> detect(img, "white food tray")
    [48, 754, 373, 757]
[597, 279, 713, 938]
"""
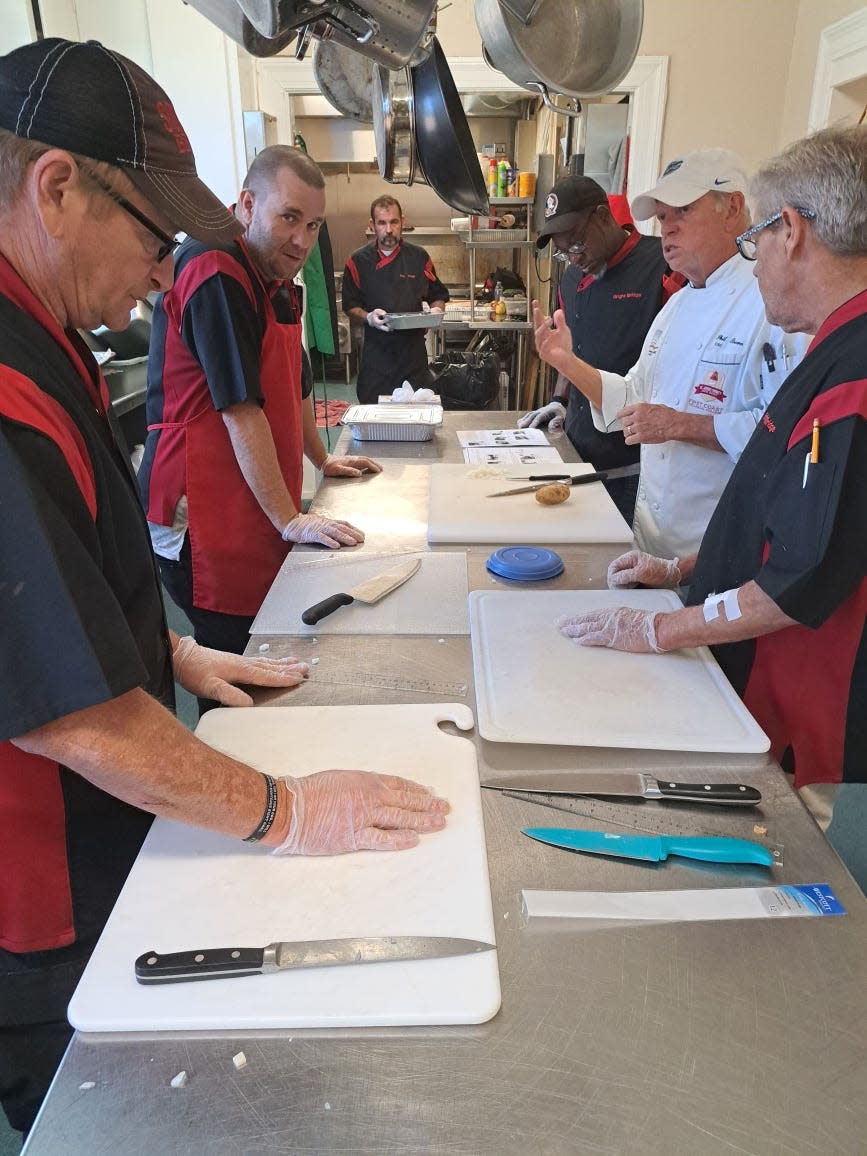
[384, 311, 444, 330]
[341, 404, 443, 442]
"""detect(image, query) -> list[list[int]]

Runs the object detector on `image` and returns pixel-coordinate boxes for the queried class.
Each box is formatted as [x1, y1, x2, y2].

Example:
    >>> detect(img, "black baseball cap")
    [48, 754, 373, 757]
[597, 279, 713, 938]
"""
[536, 176, 607, 249]
[0, 38, 242, 245]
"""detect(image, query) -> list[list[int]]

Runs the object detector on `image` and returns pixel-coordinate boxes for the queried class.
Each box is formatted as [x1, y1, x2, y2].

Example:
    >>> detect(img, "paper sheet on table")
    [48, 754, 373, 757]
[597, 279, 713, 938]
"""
[521, 884, 846, 923]
[462, 446, 564, 466]
[457, 429, 550, 448]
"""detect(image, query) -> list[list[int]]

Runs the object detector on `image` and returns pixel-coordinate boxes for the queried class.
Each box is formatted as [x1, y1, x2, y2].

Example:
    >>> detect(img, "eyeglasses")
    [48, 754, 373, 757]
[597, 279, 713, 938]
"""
[736, 207, 816, 260]
[79, 162, 180, 264]
[552, 207, 598, 263]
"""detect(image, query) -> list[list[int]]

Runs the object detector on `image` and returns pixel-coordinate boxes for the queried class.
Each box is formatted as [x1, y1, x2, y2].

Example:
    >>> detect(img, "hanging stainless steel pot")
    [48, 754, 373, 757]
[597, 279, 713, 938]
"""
[311, 1, 437, 70]
[474, 0, 644, 99]
[184, 0, 299, 56]
[372, 65, 417, 185]
[313, 39, 375, 121]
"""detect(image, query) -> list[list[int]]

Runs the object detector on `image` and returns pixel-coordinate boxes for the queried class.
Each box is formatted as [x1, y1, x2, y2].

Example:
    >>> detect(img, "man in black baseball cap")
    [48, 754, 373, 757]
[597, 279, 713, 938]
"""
[535, 173, 608, 249]
[522, 175, 676, 520]
[0, 38, 449, 1138]
[0, 37, 241, 245]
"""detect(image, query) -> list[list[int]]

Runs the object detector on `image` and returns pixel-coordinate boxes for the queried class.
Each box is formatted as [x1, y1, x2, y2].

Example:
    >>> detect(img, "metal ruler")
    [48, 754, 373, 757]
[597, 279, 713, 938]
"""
[311, 671, 469, 697]
[500, 789, 784, 862]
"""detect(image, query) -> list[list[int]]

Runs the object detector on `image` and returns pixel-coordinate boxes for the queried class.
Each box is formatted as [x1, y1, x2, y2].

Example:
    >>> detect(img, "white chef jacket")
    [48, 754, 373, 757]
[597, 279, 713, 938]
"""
[591, 254, 810, 558]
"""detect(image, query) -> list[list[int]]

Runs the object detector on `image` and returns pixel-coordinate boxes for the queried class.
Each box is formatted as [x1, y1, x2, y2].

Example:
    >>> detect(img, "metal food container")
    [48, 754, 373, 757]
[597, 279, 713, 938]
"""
[340, 405, 443, 441]
[383, 311, 445, 330]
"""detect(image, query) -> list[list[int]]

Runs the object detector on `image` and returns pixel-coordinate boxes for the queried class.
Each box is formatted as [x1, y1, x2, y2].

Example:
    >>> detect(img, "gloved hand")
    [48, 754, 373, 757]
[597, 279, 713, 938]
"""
[366, 308, 391, 332]
[172, 637, 309, 707]
[281, 512, 365, 548]
[556, 607, 664, 653]
[517, 399, 567, 430]
[273, 770, 451, 855]
[321, 454, 382, 478]
[607, 550, 682, 590]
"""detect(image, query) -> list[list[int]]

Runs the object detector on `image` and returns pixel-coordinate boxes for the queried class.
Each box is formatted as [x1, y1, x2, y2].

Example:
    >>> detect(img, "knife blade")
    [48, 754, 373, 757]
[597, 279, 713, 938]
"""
[135, 935, 495, 984]
[505, 464, 642, 482]
[484, 773, 761, 807]
[489, 464, 640, 497]
[301, 556, 421, 624]
[523, 828, 775, 867]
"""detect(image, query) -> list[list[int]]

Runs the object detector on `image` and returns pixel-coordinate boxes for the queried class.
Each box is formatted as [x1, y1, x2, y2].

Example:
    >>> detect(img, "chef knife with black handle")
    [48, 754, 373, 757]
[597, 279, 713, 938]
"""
[483, 772, 761, 806]
[135, 935, 495, 984]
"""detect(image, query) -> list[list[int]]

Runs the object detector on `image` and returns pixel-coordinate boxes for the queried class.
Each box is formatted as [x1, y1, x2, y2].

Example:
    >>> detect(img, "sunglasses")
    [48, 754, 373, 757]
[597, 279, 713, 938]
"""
[79, 162, 180, 264]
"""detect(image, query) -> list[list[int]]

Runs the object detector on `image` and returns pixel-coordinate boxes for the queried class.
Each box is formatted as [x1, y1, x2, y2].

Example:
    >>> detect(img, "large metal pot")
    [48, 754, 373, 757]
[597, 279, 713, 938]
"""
[323, 0, 437, 69]
[313, 39, 374, 121]
[372, 65, 417, 185]
[475, 0, 644, 99]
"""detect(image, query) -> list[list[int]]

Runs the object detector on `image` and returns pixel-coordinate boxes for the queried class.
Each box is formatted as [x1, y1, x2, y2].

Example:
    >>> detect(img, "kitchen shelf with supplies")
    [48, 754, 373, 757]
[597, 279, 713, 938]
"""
[461, 197, 535, 329]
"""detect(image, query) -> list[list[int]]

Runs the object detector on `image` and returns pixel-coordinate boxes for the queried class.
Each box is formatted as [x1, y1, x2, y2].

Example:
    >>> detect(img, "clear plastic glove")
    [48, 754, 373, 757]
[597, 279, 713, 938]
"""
[172, 637, 309, 707]
[607, 550, 682, 590]
[517, 399, 567, 430]
[321, 453, 382, 478]
[281, 512, 365, 548]
[366, 308, 391, 332]
[556, 607, 664, 653]
[273, 770, 451, 855]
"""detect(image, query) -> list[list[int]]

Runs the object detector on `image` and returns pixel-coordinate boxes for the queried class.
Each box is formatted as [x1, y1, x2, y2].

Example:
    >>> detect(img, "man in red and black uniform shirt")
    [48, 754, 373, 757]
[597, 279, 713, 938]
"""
[0, 41, 447, 1137]
[521, 176, 682, 521]
[141, 146, 379, 673]
[343, 195, 449, 403]
[556, 126, 867, 829]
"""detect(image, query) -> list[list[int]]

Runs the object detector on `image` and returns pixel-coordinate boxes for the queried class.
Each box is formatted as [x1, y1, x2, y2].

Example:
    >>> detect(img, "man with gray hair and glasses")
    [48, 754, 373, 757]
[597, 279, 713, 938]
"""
[533, 147, 810, 561]
[557, 126, 867, 829]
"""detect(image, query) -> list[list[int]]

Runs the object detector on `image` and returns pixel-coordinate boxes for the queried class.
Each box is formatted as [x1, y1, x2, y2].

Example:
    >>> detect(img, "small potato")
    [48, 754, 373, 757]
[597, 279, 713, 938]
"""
[535, 483, 570, 506]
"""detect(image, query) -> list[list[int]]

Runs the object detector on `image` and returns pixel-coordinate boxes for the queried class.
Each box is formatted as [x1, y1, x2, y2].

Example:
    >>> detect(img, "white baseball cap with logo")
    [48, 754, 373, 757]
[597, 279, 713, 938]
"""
[631, 148, 749, 221]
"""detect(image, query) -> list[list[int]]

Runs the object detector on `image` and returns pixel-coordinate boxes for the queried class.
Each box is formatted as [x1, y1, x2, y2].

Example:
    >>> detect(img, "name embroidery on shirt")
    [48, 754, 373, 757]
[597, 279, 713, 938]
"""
[762, 413, 777, 433]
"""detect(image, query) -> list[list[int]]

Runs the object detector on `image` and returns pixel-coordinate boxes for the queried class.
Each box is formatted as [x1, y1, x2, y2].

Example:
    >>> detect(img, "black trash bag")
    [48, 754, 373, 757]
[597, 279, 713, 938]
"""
[430, 351, 500, 409]
[479, 267, 526, 300]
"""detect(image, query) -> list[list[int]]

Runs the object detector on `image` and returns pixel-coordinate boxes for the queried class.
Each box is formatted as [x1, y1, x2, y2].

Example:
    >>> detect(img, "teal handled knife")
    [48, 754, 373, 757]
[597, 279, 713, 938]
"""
[523, 828, 775, 867]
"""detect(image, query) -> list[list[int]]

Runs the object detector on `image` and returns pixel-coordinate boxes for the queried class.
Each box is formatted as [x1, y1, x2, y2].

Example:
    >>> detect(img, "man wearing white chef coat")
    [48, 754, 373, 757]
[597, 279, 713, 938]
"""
[534, 148, 811, 562]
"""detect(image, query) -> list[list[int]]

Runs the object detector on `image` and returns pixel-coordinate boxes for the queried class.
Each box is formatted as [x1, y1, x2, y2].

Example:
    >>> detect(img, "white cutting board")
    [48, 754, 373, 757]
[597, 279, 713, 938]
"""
[251, 551, 468, 635]
[427, 463, 633, 545]
[470, 590, 770, 753]
[68, 704, 499, 1032]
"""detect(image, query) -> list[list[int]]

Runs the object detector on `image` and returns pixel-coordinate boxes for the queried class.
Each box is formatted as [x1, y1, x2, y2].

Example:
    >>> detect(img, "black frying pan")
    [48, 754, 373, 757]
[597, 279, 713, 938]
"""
[411, 38, 489, 216]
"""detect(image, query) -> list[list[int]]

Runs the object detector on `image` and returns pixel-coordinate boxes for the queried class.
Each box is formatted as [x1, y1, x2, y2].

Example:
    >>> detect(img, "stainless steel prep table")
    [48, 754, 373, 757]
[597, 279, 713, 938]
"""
[24, 413, 867, 1156]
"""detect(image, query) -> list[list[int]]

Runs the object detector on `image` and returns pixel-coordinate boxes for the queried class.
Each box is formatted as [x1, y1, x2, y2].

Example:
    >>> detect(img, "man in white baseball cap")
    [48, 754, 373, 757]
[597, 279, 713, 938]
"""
[533, 146, 810, 562]
[631, 147, 750, 220]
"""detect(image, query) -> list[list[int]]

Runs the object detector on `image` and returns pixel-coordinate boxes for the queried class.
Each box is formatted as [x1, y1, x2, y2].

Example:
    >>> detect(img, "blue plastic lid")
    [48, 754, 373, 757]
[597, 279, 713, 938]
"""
[486, 546, 564, 582]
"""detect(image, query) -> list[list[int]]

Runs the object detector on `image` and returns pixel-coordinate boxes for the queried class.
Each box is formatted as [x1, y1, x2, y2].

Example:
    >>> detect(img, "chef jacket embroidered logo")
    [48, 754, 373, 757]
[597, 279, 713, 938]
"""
[646, 328, 663, 357]
[545, 193, 558, 218]
[689, 370, 727, 413]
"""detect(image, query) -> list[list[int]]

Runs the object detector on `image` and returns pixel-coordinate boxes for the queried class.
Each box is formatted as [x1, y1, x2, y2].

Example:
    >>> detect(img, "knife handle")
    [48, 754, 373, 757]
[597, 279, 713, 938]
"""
[657, 781, 762, 806]
[301, 592, 353, 625]
[663, 837, 774, 867]
[134, 946, 266, 985]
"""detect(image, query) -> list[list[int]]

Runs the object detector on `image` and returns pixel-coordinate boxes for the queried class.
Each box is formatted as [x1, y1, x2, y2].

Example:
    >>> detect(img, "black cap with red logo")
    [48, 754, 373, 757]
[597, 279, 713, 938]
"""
[0, 38, 242, 244]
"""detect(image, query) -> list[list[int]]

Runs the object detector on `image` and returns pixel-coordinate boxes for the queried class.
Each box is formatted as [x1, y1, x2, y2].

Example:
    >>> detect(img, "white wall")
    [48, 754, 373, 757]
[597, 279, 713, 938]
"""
[28, 0, 246, 209]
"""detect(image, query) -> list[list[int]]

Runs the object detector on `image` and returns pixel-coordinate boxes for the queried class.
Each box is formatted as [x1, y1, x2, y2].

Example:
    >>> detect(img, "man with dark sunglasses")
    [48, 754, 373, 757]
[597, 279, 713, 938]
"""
[521, 175, 681, 521]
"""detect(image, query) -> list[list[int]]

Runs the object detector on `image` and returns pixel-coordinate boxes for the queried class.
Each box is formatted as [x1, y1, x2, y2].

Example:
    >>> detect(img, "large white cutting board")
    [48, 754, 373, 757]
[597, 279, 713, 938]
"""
[470, 590, 770, 753]
[68, 704, 499, 1032]
[251, 551, 468, 635]
[427, 463, 633, 545]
